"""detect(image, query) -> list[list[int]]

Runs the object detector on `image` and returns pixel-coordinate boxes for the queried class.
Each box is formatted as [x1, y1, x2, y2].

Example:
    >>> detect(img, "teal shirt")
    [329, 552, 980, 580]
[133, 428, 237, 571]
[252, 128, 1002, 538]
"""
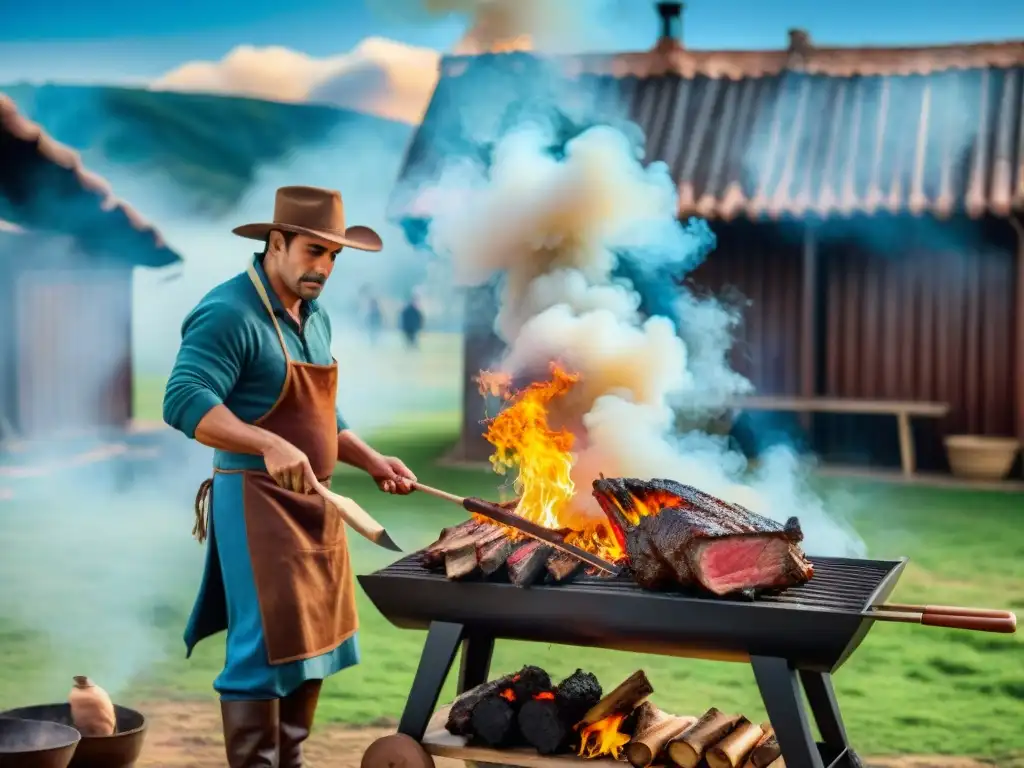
[163, 256, 347, 470]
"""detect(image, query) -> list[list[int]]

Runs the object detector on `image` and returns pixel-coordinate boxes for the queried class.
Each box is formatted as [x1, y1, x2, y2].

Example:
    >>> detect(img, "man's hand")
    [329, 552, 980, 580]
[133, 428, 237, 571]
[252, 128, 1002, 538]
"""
[262, 437, 317, 493]
[367, 454, 418, 494]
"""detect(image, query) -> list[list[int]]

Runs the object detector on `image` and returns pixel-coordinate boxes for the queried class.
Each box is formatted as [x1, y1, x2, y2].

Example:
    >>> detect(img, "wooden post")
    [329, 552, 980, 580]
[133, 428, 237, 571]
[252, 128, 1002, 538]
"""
[799, 225, 819, 434]
[1010, 214, 1024, 476]
[896, 411, 915, 477]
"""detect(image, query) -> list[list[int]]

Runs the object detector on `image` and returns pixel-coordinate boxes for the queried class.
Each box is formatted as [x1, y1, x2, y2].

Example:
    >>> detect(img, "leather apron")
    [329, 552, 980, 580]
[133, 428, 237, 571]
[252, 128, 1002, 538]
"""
[190, 264, 358, 665]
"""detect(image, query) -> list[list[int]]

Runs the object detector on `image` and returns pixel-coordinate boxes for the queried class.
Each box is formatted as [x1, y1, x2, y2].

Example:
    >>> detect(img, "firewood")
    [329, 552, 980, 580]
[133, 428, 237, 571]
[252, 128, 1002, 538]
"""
[479, 536, 515, 575]
[742, 725, 781, 768]
[444, 674, 515, 736]
[577, 670, 654, 727]
[422, 520, 483, 567]
[507, 540, 554, 587]
[666, 708, 742, 768]
[623, 703, 697, 767]
[510, 666, 552, 701]
[706, 718, 763, 768]
[546, 550, 584, 582]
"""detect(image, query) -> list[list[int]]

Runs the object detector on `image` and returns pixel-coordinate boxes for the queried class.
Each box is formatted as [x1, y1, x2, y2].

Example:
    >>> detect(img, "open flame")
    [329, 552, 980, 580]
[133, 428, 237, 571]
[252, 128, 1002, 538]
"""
[577, 713, 630, 759]
[477, 363, 632, 562]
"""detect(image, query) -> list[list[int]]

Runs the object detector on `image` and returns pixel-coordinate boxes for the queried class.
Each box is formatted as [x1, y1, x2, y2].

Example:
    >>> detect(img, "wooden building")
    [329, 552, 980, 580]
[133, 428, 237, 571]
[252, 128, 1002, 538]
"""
[0, 94, 182, 440]
[388, 7, 1024, 470]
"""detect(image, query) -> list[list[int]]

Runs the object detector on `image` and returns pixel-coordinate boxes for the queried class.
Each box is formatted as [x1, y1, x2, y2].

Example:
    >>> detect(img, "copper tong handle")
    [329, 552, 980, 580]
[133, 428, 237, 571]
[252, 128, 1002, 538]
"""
[869, 604, 1017, 634]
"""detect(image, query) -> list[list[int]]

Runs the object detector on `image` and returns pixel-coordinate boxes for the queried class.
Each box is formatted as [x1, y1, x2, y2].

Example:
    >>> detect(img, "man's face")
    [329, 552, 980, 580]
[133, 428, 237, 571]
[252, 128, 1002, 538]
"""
[269, 231, 341, 301]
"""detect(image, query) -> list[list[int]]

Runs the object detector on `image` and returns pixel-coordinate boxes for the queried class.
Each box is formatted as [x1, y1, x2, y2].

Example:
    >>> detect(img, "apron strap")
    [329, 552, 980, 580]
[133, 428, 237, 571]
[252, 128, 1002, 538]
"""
[246, 263, 291, 362]
[193, 477, 213, 544]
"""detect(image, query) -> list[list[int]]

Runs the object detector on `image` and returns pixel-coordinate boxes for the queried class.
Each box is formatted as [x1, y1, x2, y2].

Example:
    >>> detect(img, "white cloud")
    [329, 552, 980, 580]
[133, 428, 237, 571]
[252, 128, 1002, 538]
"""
[150, 37, 440, 125]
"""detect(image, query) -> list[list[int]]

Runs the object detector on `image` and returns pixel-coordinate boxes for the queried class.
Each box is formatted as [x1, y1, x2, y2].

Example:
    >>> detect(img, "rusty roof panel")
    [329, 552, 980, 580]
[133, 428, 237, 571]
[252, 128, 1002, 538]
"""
[393, 44, 1024, 223]
[0, 93, 182, 266]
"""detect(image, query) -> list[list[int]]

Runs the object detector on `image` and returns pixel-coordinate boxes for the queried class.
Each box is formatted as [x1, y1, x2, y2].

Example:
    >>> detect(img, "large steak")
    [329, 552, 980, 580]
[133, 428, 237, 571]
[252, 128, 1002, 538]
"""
[592, 478, 813, 596]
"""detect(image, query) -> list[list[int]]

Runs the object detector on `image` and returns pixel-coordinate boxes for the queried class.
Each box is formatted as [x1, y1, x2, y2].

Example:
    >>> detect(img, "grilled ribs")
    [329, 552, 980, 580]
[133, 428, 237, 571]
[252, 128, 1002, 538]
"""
[592, 477, 814, 596]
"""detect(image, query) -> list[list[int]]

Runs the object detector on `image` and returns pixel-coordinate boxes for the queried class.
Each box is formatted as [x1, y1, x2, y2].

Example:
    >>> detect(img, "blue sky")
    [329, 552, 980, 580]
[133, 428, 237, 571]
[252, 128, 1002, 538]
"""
[1, 0, 1021, 85]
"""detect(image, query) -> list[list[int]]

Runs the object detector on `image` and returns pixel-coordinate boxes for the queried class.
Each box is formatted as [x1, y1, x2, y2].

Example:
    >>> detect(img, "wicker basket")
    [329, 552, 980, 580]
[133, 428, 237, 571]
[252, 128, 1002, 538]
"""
[943, 435, 1020, 481]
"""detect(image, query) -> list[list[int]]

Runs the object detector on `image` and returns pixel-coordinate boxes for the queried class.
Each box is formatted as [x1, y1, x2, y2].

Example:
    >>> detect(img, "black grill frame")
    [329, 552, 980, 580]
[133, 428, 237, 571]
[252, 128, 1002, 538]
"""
[359, 553, 907, 768]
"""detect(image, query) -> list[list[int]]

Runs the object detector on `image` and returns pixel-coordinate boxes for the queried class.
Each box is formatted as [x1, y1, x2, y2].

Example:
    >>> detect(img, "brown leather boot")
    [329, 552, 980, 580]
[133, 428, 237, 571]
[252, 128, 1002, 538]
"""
[279, 680, 322, 767]
[220, 698, 280, 767]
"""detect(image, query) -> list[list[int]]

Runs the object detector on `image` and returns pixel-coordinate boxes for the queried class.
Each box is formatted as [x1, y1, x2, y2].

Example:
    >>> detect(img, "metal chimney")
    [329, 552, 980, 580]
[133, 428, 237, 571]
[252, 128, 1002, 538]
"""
[656, 2, 684, 45]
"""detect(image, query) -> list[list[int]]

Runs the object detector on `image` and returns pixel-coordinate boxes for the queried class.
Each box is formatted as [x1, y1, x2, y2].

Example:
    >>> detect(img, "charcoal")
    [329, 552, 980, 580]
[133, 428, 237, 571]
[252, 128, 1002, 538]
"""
[511, 665, 552, 701]
[517, 697, 567, 754]
[479, 536, 515, 575]
[470, 694, 517, 747]
[545, 551, 584, 583]
[445, 674, 515, 736]
[507, 541, 554, 587]
[554, 669, 602, 726]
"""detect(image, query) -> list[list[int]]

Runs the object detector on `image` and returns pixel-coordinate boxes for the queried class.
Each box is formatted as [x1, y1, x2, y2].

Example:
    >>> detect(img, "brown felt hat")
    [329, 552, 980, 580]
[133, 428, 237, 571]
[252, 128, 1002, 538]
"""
[232, 185, 382, 252]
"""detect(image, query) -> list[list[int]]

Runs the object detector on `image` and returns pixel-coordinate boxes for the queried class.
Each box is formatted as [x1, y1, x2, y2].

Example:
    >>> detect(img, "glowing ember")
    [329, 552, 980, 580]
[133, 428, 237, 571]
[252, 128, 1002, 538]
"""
[499, 687, 516, 703]
[534, 691, 555, 701]
[577, 713, 630, 759]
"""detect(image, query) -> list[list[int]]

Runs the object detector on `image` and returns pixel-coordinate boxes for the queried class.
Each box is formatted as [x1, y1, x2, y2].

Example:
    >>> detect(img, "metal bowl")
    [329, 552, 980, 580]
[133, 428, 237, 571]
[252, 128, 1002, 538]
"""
[0, 716, 81, 768]
[0, 707, 146, 768]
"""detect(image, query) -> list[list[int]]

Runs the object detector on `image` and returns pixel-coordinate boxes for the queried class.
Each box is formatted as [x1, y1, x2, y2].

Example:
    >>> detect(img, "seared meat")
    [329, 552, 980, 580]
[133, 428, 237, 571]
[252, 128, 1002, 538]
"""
[593, 477, 813, 596]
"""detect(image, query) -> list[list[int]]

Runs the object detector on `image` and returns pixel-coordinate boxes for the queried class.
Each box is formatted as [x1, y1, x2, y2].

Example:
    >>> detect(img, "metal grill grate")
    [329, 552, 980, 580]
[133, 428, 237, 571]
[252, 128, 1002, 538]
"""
[373, 554, 899, 614]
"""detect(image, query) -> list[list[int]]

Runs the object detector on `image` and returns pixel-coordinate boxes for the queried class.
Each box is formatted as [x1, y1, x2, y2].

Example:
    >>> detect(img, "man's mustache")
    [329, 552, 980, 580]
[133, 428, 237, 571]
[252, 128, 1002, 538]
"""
[299, 273, 326, 285]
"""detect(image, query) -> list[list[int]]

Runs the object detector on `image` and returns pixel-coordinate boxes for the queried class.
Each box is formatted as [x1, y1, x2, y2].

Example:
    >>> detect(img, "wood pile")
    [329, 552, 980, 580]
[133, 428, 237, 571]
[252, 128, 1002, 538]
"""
[442, 667, 792, 767]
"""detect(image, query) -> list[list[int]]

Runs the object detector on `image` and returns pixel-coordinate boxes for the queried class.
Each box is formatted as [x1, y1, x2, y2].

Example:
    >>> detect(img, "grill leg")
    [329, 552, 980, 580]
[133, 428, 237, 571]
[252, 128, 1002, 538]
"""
[398, 621, 465, 741]
[750, 656, 824, 768]
[800, 671, 850, 753]
[458, 630, 495, 693]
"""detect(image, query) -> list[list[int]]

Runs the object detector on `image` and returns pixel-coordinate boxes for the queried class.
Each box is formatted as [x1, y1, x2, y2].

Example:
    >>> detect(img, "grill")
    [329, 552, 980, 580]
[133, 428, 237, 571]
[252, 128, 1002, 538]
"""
[359, 554, 907, 768]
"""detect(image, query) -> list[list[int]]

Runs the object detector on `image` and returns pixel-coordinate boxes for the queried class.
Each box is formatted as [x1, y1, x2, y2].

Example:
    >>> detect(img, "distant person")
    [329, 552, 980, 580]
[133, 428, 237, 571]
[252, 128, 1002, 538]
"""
[400, 293, 425, 349]
[161, 185, 416, 768]
[366, 295, 383, 344]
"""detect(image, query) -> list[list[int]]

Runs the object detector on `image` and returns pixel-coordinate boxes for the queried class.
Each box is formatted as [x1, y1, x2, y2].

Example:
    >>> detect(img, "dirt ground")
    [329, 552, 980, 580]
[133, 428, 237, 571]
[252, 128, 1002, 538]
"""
[135, 700, 1004, 768]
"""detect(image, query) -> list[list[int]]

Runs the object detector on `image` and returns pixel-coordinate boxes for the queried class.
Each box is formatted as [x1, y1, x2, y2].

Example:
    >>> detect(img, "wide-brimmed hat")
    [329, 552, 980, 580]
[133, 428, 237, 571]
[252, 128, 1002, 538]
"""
[232, 185, 382, 252]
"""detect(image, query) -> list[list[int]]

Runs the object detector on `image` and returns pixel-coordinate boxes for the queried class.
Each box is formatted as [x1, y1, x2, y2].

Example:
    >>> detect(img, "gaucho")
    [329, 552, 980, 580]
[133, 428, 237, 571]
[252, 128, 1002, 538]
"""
[162, 185, 418, 768]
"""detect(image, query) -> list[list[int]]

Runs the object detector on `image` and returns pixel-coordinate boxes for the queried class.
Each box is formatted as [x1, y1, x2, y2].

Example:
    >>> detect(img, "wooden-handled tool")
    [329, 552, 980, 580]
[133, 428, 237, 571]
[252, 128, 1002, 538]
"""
[412, 482, 621, 576]
[866, 604, 1016, 634]
[309, 479, 402, 552]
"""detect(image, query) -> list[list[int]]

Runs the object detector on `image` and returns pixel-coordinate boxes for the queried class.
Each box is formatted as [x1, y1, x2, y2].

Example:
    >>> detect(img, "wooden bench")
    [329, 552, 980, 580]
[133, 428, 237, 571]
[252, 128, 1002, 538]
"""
[728, 396, 950, 477]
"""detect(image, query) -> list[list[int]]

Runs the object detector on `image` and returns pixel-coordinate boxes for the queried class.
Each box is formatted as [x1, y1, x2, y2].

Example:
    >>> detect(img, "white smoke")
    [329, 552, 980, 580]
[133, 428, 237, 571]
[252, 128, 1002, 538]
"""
[427, 121, 866, 556]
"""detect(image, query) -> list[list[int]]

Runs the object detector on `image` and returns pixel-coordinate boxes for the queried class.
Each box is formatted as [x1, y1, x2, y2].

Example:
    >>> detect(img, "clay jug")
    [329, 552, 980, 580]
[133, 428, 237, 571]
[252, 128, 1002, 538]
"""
[68, 676, 117, 736]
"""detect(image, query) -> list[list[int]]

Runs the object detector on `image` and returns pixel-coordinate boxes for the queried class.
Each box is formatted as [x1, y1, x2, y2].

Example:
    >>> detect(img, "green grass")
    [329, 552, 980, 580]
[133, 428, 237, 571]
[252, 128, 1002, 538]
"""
[3, 341, 1024, 758]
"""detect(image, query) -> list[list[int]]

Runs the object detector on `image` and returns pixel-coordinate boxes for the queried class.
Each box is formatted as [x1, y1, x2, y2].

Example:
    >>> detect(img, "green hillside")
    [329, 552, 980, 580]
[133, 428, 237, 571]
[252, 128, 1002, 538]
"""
[0, 83, 414, 216]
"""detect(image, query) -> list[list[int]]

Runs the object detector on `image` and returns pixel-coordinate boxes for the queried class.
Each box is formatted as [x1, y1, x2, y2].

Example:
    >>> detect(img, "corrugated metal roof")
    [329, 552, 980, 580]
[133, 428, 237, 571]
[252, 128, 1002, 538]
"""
[0, 93, 182, 267]
[391, 39, 1024, 223]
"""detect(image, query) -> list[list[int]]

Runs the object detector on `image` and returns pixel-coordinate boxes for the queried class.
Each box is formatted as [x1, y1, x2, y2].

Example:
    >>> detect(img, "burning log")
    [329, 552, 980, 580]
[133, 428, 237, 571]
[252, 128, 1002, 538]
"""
[507, 540, 555, 587]
[623, 703, 696, 767]
[443, 525, 507, 579]
[444, 674, 516, 736]
[576, 670, 654, 760]
[741, 725, 781, 768]
[578, 670, 653, 727]
[706, 718, 764, 768]
[517, 669, 602, 755]
[444, 544, 479, 579]
[666, 707, 742, 768]
[545, 550, 584, 583]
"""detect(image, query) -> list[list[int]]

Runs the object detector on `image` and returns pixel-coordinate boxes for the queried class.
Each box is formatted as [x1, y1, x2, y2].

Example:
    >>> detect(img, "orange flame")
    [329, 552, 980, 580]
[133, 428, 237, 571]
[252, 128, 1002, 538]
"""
[477, 363, 632, 562]
[577, 714, 630, 759]
[478, 363, 578, 530]
[535, 691, 555, 701]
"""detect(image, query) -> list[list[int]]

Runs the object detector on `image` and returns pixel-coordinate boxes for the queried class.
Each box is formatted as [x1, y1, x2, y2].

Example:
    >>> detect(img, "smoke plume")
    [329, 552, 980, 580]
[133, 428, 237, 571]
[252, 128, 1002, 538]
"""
[426, 76, 866, 556]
